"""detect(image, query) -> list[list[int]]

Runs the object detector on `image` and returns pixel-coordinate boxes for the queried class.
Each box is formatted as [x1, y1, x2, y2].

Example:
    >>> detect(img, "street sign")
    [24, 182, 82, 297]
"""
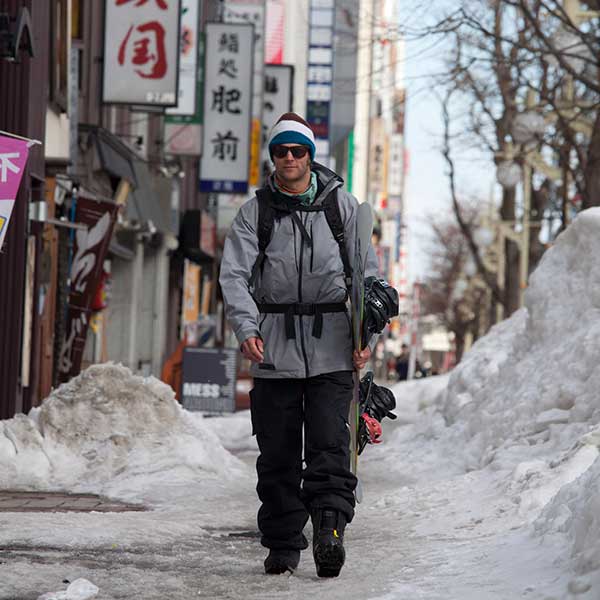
[181, 347, 237, 413]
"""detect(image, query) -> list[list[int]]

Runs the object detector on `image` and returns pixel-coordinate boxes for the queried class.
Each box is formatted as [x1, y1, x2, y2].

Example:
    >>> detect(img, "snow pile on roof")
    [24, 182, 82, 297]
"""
[0, 363, 247, 503]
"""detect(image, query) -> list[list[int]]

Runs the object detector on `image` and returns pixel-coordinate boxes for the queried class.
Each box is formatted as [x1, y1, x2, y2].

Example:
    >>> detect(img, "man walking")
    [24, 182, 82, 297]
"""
[219, 113, 379, 577]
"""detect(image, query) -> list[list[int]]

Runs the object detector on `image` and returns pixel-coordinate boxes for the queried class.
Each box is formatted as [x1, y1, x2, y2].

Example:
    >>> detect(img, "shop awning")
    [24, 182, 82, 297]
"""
[126, 160, 173, 234]
[81, 125, 138, 184]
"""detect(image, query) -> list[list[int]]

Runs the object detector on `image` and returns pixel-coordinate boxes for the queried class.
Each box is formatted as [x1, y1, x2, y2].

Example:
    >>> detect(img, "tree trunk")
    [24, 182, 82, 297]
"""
[499, 187, 521, 315]
[582, 110, 600, 209]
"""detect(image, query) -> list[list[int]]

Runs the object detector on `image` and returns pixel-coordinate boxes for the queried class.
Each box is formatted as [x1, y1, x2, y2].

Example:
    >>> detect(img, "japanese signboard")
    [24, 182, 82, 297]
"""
[58, 198, 119, 383]
[261, 64, 293, 179]
[307, 0, 334, 166]
[199, 23, 253, 193]
[166, 0, 199, 116]
[102, 0, 182, 107]
[224, 0, 266, 186]
[181, 347, 237, 413]
[0, 135, 30, 249]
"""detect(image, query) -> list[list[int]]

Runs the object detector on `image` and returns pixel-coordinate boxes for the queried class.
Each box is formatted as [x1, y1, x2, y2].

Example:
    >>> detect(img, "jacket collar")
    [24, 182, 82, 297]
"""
[267, 161, 343, 205]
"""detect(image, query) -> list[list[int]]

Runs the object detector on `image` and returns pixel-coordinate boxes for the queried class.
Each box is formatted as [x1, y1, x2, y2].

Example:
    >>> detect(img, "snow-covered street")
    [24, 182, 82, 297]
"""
[5, 210, 600, 599]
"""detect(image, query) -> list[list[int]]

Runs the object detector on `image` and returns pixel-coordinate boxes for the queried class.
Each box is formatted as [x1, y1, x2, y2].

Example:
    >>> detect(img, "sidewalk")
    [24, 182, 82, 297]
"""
[0, 491, 145, 513]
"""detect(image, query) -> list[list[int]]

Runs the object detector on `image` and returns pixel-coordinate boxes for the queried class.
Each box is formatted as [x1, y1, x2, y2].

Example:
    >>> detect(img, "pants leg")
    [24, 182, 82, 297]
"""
[302, 371, 357, 523]
[251, 377, 309, 550]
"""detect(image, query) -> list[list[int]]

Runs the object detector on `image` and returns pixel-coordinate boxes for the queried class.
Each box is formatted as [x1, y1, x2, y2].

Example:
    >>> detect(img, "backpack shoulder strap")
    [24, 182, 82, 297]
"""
[250, 188, 275, 288]
[323, 190, 353, 290]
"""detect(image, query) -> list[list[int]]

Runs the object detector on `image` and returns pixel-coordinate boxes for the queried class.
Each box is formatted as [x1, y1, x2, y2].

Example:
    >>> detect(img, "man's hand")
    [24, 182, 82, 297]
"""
[353, 347, 371, 371]
[241, 337, 264, 363]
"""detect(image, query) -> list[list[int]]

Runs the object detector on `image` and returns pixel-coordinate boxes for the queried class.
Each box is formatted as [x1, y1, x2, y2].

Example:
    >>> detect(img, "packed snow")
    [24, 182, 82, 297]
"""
[3, 209, 600, 598]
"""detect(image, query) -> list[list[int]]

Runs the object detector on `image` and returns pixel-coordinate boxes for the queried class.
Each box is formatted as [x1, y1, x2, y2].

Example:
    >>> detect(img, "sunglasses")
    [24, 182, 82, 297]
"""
[272, 145, 310, 159]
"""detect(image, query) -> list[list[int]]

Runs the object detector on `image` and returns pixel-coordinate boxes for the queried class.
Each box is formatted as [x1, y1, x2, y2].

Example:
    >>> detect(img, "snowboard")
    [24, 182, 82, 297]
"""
[349, 202, 374, 502]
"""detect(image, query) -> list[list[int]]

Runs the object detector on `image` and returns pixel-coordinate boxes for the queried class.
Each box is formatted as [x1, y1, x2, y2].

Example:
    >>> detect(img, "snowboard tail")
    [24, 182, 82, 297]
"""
[349, 203, 374, 493]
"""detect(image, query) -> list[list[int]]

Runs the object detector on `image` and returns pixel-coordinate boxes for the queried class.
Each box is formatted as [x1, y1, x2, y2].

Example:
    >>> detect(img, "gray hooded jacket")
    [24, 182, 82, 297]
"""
[219, 163, 379, 379]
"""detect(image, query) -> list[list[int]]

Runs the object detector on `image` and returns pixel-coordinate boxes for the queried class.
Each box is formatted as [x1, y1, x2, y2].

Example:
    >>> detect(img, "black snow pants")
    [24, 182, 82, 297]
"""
[250, 370, 357, 551]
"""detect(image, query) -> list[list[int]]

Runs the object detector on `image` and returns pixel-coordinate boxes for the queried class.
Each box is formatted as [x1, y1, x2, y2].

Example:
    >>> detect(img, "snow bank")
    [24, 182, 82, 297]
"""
[0, 363, 246, 502]
[436, 210, 600, 470]
[406, 209, 600, 593]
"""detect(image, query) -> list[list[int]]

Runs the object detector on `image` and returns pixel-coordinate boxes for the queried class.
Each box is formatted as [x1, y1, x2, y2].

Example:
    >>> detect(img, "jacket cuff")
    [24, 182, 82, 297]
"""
[236, 326, 261, 345]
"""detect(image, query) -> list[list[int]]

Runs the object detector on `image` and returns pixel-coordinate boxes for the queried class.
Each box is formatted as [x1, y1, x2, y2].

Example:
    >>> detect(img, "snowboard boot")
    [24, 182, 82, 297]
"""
[264, 548, 301, 574]
[312, 508, 346, 578]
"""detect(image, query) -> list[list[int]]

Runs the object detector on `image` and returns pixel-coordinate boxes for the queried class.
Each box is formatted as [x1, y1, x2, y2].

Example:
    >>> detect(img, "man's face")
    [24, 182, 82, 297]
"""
[272, 144, 311, 186]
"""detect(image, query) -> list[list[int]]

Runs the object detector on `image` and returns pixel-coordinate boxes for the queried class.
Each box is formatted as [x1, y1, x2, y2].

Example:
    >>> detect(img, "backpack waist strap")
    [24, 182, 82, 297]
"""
[258, 302, 347, 339]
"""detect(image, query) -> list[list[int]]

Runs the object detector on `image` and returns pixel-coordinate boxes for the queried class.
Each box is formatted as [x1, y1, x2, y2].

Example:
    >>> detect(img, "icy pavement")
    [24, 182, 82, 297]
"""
[6, 209, 600, 598]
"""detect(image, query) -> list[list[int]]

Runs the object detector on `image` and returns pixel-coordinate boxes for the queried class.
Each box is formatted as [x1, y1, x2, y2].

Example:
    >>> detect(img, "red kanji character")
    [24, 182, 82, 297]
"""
[116, 0, 168, 9]
[118, 20, 168, 79]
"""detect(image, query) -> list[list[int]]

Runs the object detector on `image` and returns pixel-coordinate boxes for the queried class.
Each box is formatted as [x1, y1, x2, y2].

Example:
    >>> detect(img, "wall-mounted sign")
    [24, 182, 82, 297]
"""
[102, 0, 182, 107]
[199, 23, 253, 193]
[0, 134, 30, 248]
[306, 0, 334, 166]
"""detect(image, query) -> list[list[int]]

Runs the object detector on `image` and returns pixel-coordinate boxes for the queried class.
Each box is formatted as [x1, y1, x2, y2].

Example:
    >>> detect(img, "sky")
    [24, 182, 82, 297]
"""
[4, 209, 600, 597]
[398, 2, 496, 282]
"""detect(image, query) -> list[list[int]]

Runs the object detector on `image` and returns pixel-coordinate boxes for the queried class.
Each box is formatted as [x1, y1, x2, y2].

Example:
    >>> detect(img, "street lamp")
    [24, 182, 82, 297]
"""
[496, 160, 522, 189]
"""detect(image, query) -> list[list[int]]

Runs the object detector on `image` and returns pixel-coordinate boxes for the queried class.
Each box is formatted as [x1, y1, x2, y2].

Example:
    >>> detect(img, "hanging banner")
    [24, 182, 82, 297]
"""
[102, 0, 182, 107]
[0, 135, 30, 249]
[224, 0, 266, 186]
[199, 23, 253, 193]
[58, 197, 119, 383]
[261, 64, 293, 179]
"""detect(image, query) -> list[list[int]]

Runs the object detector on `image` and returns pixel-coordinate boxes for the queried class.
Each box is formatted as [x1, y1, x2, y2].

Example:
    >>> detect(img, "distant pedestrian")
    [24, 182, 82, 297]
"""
[395, 343, 410, 381]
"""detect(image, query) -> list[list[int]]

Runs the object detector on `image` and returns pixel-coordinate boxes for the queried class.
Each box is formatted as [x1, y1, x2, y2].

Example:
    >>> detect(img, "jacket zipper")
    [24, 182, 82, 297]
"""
[310, 220, 314, 272]
[298, 212, 310, 378]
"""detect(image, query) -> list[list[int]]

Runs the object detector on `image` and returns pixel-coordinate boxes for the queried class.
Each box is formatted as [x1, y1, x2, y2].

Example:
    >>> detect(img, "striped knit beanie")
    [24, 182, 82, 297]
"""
[268, 113, 316, 161]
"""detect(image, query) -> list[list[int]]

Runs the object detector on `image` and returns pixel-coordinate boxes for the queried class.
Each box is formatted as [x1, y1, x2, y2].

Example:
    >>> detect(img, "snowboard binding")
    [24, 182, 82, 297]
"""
[358, 371, 397, 455]
[360, 277, 399, 348]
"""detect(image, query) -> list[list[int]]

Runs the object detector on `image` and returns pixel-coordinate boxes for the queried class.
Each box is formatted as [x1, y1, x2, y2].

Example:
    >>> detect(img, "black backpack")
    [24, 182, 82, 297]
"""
[249, 185, 353, 290]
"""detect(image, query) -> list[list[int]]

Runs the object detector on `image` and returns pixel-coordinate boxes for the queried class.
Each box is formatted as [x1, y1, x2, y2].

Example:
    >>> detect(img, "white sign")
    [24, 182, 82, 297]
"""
[167, 0, 199, 116]
[102, 0, 181, 106]
[199, 23, 253, 193]
[261, 64, 293, 175]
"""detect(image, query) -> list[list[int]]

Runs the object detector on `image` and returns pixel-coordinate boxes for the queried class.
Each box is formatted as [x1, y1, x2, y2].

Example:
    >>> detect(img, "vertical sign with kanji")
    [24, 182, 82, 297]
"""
[224, 0, 266, 187]
[261, 64, 293, 179]
[199, 23, 254, 193]
[0, 135, 30, 249]
[103, 0, 182, 106]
